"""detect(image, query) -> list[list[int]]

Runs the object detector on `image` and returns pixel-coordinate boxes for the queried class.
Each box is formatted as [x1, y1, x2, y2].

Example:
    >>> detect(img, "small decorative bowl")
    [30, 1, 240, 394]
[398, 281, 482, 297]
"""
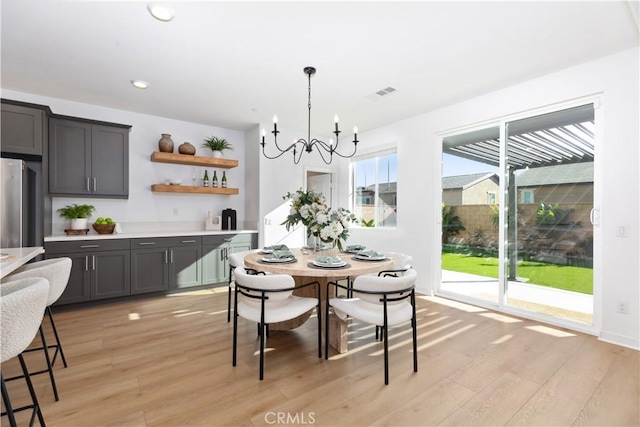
[92, 223, 116, 234]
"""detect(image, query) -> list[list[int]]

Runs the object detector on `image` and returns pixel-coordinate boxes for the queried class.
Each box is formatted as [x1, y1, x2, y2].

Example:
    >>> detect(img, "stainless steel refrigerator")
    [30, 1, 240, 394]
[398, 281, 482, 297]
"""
[1, 158, 43, 248]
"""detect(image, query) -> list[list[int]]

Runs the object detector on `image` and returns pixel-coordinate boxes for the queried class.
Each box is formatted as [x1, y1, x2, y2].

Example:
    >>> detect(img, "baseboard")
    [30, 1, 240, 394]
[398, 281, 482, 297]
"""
[599, 330, 640, 350]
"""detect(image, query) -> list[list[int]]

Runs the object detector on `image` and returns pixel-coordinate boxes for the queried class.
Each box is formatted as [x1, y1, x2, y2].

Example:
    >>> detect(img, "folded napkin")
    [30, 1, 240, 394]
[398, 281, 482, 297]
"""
[346, 244, 366, 252]
[315, 255, 343, 264]
[266, 249, 294, 259]
[264, 244, 289, 251]
[356, 250, 383, 258]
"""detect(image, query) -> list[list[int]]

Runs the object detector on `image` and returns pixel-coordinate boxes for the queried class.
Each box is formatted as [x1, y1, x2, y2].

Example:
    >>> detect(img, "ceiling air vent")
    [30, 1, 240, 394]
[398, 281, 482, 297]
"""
[366, 86, 398, 101]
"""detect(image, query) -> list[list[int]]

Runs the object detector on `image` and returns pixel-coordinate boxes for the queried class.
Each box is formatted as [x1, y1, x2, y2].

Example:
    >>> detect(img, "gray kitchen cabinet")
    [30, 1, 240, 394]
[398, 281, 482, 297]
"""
[1, 101, 50, 156]
[202, 234, 257, 285]
[49, 116, 130, 198]
[45, 239, 131, 304]
[130, 236, 202, 294]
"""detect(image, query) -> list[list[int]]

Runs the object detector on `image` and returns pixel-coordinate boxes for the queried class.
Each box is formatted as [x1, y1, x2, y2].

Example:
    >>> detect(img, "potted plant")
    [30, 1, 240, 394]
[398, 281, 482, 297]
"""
[57, 204, 95, 230]
[202, 136, 233, 158]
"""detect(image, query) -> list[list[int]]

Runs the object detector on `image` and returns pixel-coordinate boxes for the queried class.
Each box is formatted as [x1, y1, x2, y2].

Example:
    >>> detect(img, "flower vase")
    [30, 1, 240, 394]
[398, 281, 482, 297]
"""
[158, 134, 174, 153]
[306, 231, 325, 251]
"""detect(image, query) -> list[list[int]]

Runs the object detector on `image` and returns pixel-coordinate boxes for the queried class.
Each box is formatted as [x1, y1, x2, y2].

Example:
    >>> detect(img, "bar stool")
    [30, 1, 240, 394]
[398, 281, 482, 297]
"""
[2, 257, 72, 401]
[1, 277, 49, 427]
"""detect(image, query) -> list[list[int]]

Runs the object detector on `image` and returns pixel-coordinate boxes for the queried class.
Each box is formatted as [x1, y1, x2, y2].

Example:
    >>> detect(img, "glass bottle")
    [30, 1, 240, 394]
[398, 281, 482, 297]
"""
[212, 171, 218, 188]
[221, 171, 227, 188]
[203, 170, 209, 187]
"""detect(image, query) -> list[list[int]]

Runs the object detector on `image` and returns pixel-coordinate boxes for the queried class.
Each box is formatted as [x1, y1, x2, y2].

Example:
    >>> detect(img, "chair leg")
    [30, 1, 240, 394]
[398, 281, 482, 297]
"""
[383, 323, 389, 385]
[227, 285, 232, 322]
[18, 354, 46, 427]
[47, 307, 67, 368]
[412, 293, 418, 373]
[232, 298, 238, 367]
[324, 300, 330, 360]
[317, 302, 322, 358]
[38, 325, 59, 401]
[259, 320, 265, 381]
[1, 373, 18, 427]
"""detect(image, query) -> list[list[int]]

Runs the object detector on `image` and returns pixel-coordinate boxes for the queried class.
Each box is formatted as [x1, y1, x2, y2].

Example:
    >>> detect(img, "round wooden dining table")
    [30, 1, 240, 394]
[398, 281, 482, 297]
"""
[243, 248, 394, 330]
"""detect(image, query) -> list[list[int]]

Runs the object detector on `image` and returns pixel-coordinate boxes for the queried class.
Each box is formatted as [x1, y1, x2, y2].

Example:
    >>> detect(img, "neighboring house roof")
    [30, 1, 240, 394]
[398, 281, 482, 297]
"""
[362, 182, 397, 194]
[516, 162, 593, 187]
[442, 172, 498, 190]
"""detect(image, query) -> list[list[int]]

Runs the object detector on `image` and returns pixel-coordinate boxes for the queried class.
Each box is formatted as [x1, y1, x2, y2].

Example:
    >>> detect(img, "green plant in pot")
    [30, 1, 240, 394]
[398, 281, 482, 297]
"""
[57, 204, 95, 230]
[202, 136, 233, 158]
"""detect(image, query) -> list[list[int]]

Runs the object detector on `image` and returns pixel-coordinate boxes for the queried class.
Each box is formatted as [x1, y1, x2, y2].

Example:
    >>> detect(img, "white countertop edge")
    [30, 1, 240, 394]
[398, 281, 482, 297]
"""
[45, 229, 258, 242]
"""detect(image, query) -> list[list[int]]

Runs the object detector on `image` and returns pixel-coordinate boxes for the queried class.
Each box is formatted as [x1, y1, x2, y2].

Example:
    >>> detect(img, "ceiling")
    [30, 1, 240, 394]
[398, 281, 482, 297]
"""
[1, 1, 638, 136]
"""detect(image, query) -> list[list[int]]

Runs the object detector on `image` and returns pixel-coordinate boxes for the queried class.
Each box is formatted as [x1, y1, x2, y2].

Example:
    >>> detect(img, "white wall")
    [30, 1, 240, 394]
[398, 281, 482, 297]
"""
[346, 47, 640, 349]
[1, 89, 247, 233]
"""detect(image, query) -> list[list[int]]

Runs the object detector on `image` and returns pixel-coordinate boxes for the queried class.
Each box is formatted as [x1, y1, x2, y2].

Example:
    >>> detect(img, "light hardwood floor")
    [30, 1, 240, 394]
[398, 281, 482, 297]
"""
[2, 288, 638, 426]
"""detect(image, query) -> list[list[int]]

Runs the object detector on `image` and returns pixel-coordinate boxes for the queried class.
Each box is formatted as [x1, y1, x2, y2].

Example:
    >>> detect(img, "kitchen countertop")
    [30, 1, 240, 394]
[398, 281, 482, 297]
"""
[45, 229, 258, 242]
[0, 246, 45, 278]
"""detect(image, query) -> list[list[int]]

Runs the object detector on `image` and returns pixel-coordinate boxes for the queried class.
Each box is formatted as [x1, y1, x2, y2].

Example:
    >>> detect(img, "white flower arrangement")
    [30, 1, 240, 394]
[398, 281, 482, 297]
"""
[282, 189, 356, 250]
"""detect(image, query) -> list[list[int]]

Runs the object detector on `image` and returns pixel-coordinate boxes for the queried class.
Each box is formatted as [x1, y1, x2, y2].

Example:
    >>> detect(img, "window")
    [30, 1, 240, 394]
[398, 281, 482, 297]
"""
[487, 192, 496, 204]
[350, 149, 397, 227]
[521, 189, 534, 204]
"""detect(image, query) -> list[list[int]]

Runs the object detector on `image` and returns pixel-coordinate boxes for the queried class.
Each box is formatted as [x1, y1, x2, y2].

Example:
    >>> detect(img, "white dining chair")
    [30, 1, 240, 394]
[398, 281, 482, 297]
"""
[232, 267, 321, 380]
[2, 257, 72, 401]
[227, 249, 263, 322]
[1, 277, 49, 427]
[325, 269, 418, 385]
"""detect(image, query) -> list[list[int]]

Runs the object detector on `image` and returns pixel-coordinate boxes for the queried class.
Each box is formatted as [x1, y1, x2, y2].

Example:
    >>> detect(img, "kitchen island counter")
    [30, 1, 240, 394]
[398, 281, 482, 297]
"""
[45, 229, 258, 242]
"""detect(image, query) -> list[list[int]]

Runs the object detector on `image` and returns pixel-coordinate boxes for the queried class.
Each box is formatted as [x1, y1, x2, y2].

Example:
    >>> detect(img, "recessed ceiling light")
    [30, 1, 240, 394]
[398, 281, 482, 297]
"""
[147, 3, 175, 22]
[131, 80, 149, 89]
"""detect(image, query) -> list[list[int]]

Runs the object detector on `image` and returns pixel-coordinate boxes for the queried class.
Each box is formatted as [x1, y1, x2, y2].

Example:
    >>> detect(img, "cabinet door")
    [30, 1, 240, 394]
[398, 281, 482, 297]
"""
[91, 250, 131, 300]
[169, 244, 202, 289]
[49, 118, 92, 195]
[202, 244, 227, 285]
[51, 253, 91, 305]
[130, 248, 169, 294]
[1, 103, 45, 156]
[91, 125, 129, 197]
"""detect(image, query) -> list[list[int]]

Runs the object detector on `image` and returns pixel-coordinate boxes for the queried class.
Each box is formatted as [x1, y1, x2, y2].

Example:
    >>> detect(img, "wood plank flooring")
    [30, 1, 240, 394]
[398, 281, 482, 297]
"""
[1, 288, 638, 426]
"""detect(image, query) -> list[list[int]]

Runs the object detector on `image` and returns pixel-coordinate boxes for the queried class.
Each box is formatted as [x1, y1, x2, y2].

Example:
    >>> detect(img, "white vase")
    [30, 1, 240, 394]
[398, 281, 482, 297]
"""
[212, 150, 223, 158]
[71, 218, 88, 230]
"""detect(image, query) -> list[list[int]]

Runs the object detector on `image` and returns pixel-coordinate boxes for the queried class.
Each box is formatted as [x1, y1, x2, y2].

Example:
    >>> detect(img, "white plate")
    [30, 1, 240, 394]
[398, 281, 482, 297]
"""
[261, 256, 295, 263]
[354, 255, 386, 261]
[312, 260, 346, 268]
[261, 249, 273, 254]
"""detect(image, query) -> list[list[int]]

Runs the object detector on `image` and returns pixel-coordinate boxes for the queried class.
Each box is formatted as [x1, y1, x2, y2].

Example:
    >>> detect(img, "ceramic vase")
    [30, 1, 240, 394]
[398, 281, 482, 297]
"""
[158, 134, 174, 153]
[212, 150, 223, 158]
[71, 218, 88, 230]
[179, 142, 196, 155]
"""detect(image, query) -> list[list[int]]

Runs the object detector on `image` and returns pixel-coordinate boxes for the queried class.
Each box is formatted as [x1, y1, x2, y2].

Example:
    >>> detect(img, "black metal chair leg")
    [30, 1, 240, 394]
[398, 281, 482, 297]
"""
[383, 324, 389, 385]
[227, 286, 232, 322]
[47, 307, 67, 368]
[324, 297, 330, 360]
[38, 326, 59, 401]
[232, 292, 238, 367]
[1, 373, 18, 427]
[18, 354, 46, 427]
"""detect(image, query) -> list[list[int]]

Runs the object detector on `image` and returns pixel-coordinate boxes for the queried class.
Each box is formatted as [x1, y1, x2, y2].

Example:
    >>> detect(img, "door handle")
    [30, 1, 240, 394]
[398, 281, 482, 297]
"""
[85, 255, 89, 271]
[86, 177, 91, 192]
[80, 244, 100, 248]
[590, 208, 600, 225]
[164, 250, 168, 264]
[92, 177, 97, 192]
[181, 240, 196, 244]
[92, 255, 96, 270]
[170, 250, 174, 263]
[138, 242, 156, 246]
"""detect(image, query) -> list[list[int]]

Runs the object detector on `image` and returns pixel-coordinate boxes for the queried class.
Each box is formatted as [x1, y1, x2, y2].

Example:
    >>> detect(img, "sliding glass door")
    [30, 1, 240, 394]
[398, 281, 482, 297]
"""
[441, 104, 595, 326]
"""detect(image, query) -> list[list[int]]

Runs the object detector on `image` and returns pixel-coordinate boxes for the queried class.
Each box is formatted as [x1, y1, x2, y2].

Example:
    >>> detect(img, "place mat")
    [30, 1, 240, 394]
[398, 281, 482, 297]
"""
[350, 256, 390, 262]
[306, 262, 352, 270]
[258, 258, 297, 264]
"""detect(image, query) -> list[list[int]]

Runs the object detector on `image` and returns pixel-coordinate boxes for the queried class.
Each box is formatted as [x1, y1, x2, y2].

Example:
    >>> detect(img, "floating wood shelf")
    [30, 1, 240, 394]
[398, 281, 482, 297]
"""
[151, 184, 239, 195]
[150, 151, 238, 168]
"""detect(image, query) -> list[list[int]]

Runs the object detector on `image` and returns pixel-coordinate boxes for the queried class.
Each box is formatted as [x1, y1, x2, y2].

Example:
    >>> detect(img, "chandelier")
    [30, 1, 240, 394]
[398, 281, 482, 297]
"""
[260, 66, 358, 164]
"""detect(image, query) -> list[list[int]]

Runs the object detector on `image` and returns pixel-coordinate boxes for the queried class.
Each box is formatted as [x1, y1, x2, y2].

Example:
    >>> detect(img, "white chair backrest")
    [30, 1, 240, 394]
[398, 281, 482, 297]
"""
[352, 268, 417, 305]
[385, 252, 413, 271]
[3, 257, 72, 306]
[229, 249, 260, 269]
[0, 277, 49, 363]
[234, 267, 295, 301]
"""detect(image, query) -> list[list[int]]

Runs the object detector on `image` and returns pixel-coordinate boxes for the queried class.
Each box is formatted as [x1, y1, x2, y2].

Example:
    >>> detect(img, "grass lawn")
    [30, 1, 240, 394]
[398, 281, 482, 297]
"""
[442, 253, 593, 294]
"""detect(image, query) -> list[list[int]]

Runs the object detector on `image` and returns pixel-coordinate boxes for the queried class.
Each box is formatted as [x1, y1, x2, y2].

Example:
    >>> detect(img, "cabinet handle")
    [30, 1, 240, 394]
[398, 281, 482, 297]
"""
[80, 244, 100, 248]
[138, 242, 156, 246]
[220, 249, 224, 262]
[85, 255, 89, 271]
[92, 177, 97, 192]
[170, 250, 174, 263]
[86, 177, 91, 192]
[92, 255, 96, 270]
[181, 240, 196, 244]
[224, 238, 232, 242]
